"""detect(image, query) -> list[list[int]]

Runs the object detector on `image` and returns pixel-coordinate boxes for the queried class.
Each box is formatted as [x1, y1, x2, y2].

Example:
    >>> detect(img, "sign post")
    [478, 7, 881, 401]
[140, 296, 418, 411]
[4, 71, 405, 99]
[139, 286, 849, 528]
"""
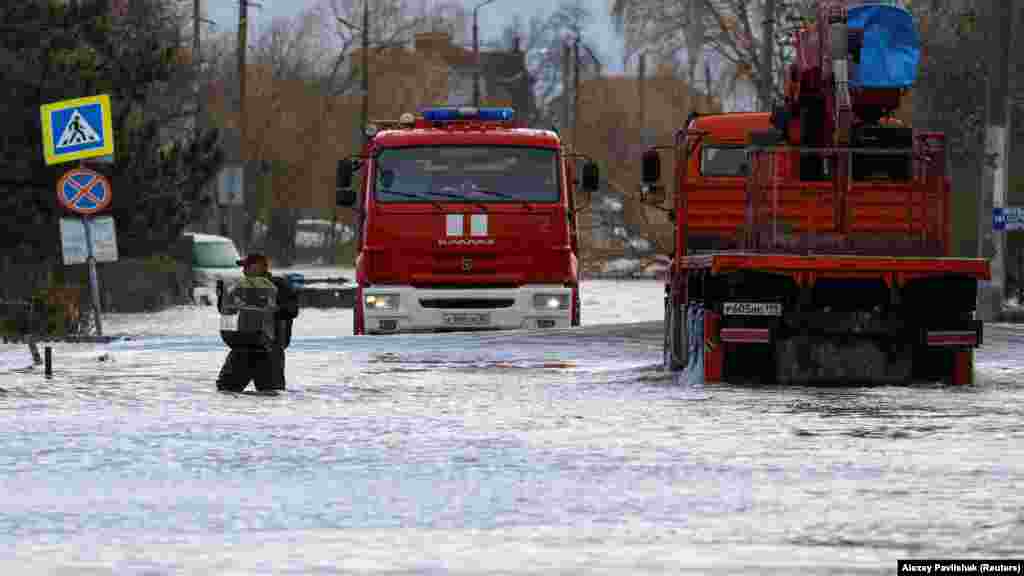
[56, 166, 116, 337]
[83, 218, 103, 337]
[43, 94, 118, 337]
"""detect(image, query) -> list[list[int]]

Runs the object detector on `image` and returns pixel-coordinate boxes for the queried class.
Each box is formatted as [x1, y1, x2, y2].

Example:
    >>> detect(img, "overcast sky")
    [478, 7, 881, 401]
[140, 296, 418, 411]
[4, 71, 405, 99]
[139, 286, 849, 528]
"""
[206, 0, 627, 73]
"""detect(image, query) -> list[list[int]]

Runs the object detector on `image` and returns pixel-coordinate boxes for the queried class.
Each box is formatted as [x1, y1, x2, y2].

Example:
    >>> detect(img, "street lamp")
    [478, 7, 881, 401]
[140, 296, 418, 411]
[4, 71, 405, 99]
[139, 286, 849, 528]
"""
[473, 0, 501, 107]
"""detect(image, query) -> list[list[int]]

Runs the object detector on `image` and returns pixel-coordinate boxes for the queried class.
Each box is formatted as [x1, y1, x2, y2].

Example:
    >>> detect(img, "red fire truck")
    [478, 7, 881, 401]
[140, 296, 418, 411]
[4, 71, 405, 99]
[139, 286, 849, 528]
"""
[336, 106, 599, 335]
[639, 0, 990, 384]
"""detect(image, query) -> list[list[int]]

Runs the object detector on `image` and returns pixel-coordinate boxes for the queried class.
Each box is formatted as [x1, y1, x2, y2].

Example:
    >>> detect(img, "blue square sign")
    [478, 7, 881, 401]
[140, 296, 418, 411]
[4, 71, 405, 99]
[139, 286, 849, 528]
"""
[993, 207, 1024, 232]
[993, 207, 1006, 231]
[40, 94, 115, 165]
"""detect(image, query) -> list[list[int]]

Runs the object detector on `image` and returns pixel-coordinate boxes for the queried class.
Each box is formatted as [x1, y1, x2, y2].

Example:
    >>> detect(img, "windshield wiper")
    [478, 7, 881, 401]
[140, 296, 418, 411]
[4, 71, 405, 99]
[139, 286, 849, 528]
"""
[379, 189, 446, 211]
[467, 187, 534, 211]
[427, 189, 489, 212]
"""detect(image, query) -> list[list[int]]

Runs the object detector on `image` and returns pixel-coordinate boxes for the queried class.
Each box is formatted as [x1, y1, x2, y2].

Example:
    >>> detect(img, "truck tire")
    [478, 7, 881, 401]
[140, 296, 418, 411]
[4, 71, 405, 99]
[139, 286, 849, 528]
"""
[663, 296, 687, 371]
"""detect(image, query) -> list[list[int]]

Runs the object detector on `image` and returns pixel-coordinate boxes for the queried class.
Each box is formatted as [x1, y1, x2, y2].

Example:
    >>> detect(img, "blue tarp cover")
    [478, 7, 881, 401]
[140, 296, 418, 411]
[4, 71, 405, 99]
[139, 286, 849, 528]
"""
[847, 4, 920, 88]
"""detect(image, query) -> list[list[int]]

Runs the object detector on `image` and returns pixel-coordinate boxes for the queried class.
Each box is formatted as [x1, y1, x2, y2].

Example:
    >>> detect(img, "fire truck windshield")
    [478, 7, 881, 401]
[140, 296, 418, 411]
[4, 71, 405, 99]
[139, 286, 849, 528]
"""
[374, 146, 560, 204]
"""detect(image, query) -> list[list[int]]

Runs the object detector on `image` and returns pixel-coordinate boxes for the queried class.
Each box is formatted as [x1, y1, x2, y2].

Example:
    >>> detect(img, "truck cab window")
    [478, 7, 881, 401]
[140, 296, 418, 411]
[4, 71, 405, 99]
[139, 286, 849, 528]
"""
[701, 146, 749, 177]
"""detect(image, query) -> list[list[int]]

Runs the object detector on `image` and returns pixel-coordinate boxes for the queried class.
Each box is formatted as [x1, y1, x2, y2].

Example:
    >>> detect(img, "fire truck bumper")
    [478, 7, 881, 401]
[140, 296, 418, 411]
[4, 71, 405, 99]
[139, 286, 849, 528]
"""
[361, 285, 574, 334]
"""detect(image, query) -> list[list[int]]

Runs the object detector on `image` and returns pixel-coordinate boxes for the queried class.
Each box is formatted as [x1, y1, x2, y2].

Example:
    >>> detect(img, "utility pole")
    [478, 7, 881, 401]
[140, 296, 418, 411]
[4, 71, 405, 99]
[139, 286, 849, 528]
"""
[361, 0, 369, 140]
[193, 0, 202, 134]
[473, 0, 500, 108]
[1006, 4, 1023, 301]
[561, 41, 571, 136]
[761, 0, 775, 111]
[572, 34, 580, 151]
[229, 0, 250, 242]
[979, 0, 1014, 320]
[638, 52, 646, 143]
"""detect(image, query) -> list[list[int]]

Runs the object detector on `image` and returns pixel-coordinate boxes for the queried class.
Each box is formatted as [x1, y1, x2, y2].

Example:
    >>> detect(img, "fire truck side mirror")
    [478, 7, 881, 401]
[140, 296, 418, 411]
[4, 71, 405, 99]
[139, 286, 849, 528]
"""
[336, 159, 355, 207]
[641, 149, 661, 184]
[336, 187, 356, 207]
[581, 161, 599, 192]
[336, 159, 353, 190]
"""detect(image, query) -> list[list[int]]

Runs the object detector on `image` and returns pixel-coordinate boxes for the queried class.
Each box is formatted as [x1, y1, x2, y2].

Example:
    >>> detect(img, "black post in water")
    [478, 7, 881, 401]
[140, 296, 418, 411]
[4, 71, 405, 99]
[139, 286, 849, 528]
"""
[44, 346, 52, 377]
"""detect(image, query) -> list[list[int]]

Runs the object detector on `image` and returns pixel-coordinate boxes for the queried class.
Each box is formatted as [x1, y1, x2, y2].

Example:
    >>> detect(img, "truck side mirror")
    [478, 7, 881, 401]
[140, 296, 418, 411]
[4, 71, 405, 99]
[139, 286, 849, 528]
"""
[336, 159, 355, 207]
[336, 187, 356, 207]
[336, 158, 354, 189]
[581, 161, 599, 192]
[642, 149, 661, 184]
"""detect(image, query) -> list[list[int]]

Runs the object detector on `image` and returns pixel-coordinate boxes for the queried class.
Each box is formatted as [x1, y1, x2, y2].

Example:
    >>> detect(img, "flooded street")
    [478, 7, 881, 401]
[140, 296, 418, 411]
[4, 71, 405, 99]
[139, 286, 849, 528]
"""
[1, 275, 1022, 574]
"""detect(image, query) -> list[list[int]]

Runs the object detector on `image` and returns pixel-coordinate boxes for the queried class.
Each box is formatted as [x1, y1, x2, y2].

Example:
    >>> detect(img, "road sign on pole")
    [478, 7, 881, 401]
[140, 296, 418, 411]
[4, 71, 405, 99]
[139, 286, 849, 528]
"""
[58, 215, 117, 336]
[217, 164, 244, 206]
[57, 167, 112, 215]
[40, 94, 115, 165]
[59, 218, 88, 265]
[89, 215, 119, 263]
[993, 207, 1024, 231]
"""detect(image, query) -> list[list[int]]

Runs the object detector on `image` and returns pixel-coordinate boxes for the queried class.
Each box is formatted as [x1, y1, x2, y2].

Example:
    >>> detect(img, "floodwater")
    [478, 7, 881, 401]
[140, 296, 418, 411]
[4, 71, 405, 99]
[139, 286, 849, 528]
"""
[1, 273, 1022, 575]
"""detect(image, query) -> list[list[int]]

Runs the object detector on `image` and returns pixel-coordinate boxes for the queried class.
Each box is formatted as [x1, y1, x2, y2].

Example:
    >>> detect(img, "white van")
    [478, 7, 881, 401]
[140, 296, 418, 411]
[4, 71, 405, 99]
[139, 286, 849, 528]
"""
[183, 232, 242, 305]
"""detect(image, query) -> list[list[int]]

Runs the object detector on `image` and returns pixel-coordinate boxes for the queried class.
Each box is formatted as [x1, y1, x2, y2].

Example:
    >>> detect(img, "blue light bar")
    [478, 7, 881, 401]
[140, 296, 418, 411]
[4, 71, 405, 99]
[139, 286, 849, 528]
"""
[421, 106, 515, 123]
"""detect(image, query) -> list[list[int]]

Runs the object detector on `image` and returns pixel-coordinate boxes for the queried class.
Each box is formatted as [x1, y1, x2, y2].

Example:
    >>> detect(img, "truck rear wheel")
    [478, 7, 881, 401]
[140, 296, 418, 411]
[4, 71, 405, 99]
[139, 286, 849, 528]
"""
[663, 296, 686, 371]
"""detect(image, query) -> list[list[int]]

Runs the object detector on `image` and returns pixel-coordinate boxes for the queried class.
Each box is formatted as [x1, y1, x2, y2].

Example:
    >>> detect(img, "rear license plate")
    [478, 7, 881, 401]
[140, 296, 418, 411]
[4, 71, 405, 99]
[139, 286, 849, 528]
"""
[723, 302, 782, 316]
[443, 313, 490, 326]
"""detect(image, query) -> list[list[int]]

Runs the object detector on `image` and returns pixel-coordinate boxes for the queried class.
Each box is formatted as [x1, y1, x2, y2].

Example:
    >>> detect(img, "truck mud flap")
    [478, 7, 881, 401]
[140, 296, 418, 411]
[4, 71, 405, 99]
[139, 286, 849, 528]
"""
[685, 303, 704, 375]
[924, 320, 983, 348]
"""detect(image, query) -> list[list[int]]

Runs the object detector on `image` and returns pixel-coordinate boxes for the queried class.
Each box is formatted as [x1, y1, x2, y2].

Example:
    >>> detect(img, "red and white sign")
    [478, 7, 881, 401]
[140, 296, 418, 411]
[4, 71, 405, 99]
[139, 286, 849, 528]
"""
[57, 167, 112, 215]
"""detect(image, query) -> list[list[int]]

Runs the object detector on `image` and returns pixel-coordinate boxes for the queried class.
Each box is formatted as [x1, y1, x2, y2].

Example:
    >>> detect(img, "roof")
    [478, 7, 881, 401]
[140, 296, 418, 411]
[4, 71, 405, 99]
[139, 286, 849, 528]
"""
[689, 112, 773, 143]
[372, 127, 561, 149]
[183, 232, 235, 244]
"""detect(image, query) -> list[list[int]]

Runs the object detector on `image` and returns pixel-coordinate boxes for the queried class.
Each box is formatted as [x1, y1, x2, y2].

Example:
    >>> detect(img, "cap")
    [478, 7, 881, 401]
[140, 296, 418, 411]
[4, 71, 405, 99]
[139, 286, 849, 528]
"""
[236, 253, 269, 267]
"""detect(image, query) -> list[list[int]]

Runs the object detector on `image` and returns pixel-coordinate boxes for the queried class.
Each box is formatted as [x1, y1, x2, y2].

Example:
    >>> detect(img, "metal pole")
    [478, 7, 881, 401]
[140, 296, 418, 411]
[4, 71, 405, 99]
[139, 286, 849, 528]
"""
[1002, 2, 1021, 301]
[573, 35, 580, 151]
[561, 41, 570, 134]
[761, 0, 775, 111]
[361, 0, 369, 139]
[193, 0, 202, 133]
[473, 8, 479, 107]
[234, 0, 248, 244]
[83, 217, 103, 337]
[980, 0, 1013, 319]
[472, 0, 499, 108]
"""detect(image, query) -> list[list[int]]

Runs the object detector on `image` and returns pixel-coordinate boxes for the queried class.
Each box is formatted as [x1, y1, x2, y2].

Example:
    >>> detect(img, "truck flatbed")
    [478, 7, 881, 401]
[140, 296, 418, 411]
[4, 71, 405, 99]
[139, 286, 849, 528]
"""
[682, 252, 990, 283]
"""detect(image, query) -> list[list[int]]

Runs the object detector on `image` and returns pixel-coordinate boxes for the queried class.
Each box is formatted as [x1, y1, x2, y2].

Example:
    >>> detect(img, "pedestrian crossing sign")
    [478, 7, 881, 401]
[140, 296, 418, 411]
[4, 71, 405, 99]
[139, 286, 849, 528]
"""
[40, 94, 115, 165]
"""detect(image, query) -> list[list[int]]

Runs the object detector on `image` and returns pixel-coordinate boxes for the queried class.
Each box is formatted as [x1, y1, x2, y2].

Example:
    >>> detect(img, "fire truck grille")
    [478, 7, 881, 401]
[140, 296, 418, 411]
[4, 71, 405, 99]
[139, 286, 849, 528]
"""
[419, 298, 516, 309]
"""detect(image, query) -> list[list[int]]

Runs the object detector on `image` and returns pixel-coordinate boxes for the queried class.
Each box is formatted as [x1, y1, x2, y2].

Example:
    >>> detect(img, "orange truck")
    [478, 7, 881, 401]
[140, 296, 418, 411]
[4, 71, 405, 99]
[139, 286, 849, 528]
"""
[335, 106, 599, 335]
[640, 0, 990, 384]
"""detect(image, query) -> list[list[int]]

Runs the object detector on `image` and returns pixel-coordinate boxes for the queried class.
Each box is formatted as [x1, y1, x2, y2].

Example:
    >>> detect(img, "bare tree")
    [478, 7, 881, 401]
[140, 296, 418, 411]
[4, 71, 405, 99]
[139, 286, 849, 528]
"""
[320, 0, 428, 100]
[612, 0, 814, 110]
[495, 0, 602, 127]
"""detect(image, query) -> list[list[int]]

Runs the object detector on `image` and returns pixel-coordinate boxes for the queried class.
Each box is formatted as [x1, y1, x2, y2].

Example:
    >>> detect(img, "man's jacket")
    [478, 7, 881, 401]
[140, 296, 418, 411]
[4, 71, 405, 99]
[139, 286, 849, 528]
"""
[268, 274, 299, 349]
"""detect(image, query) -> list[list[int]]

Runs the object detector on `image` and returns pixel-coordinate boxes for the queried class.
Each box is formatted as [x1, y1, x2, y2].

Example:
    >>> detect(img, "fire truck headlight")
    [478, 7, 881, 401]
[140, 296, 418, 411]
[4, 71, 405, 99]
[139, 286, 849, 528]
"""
[533, 294, 569, 310]
[365, 293, 399, 310]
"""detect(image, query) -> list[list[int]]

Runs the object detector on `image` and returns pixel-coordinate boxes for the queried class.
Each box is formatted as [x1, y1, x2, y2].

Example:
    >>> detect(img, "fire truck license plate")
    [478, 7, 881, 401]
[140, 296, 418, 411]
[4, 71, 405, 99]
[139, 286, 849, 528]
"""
[443, 313, 490, 326]
[723, 302, 782, 316]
